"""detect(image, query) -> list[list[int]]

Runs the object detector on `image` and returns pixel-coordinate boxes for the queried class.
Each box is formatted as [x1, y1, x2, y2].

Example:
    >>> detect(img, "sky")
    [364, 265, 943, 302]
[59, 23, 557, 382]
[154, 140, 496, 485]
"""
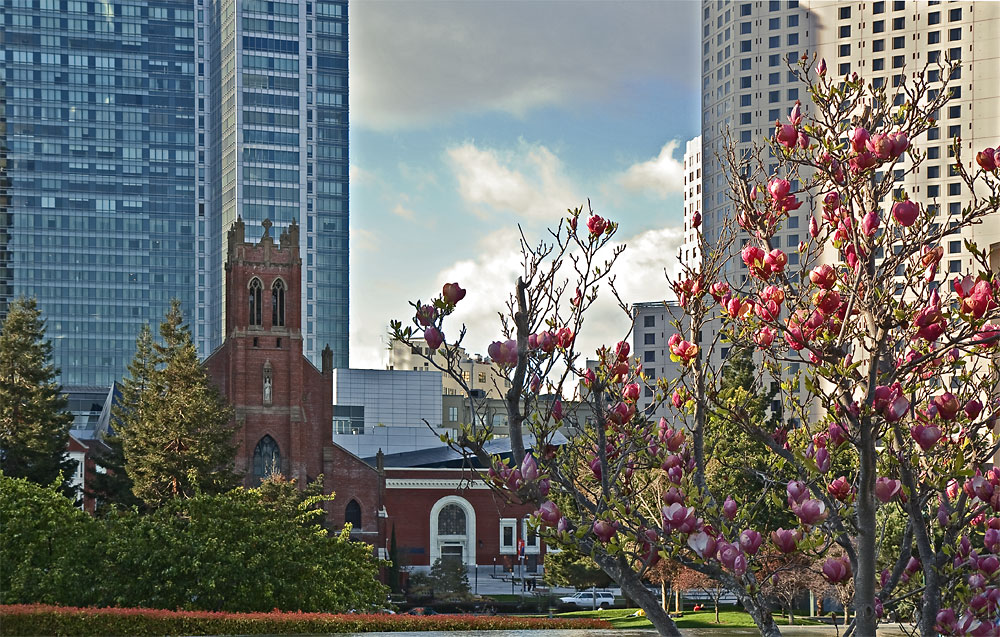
[347, 0, 701, 369]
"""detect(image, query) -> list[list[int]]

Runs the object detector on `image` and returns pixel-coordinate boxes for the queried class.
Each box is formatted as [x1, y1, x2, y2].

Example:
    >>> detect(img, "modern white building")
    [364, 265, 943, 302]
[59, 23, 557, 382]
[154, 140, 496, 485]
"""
[697, 1, 1000, 407]
[681, 136, 704, 273]
[330, 368, 452, 458]
[632, 301, 687, 425]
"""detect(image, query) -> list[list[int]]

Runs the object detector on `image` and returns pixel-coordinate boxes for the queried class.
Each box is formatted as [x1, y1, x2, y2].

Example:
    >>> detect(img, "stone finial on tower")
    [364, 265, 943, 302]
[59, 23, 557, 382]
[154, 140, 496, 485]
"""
[280, 220, 300, 253]
[261, 218, 273, 238]
[321, 344, 333, 375]
[227, 218, 246, 256]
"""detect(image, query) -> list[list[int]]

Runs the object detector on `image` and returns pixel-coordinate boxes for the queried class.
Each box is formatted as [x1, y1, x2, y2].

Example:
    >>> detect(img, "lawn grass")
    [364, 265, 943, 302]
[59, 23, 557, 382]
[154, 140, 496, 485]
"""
[558, 607, 824, 629]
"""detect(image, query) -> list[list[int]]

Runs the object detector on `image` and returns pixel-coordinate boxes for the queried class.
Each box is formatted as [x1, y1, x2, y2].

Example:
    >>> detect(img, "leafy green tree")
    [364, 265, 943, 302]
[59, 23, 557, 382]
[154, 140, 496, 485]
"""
[100, 486, 388, 612]
[425, 558, 472, 601]
[0, 298, 76, 497]
[0, 474, 102, 606]
[704, 346, 791, 531]
[544, 545, 614, 590]
[115, 301, 238, 506]
[87, 432, 142, 515]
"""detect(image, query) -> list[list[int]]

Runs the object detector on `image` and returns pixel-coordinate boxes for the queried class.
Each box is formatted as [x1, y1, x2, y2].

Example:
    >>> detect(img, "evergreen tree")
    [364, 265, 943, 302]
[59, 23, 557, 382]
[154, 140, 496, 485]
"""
[0, 298, 76, 497]
[115, 300, 238, 507]
[87, 432, 142, 515]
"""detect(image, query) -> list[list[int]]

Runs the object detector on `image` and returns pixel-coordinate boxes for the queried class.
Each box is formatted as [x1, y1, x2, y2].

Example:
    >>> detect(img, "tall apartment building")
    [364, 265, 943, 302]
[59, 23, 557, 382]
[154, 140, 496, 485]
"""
[1, 0, 349, 386]
[632, 301, 686, 425]
[680, 136, 703, 272]
[197, 0, 349, 368]
[2, 0, 198, 386]
[698, 0, 1000, 374]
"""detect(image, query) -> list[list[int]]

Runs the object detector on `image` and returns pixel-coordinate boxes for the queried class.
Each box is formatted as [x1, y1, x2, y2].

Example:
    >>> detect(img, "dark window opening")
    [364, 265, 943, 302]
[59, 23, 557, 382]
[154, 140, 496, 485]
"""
[249, 278, 263, 326]
[345, 500, 362, 527]
[272, 279, 286, 327]
[252, 435, 280, 485]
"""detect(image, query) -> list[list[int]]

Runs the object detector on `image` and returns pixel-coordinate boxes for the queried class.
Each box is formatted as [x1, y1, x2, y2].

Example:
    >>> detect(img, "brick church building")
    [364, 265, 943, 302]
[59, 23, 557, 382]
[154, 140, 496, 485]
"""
[204, 219, 545, 576]
[203, 219, 384, 545]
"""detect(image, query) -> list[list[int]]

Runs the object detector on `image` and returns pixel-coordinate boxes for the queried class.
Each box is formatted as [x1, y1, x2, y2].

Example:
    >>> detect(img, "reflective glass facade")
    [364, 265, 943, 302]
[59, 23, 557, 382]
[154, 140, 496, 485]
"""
[1, 0, 197, 386]
[199, 0, 348, 368]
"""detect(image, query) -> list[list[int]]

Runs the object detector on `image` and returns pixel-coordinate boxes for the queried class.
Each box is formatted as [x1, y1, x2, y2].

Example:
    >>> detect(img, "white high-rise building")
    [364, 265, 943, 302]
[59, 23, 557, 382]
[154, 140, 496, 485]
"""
[680, 136, 704, 273]
[696, 0, 1000, 421]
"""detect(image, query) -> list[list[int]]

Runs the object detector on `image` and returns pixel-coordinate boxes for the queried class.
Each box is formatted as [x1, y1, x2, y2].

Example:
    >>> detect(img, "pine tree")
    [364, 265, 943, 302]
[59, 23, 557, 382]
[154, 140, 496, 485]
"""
[87, 432, 142, 514]
[115, 300, 239, 507]
[0, 298, 76, 497]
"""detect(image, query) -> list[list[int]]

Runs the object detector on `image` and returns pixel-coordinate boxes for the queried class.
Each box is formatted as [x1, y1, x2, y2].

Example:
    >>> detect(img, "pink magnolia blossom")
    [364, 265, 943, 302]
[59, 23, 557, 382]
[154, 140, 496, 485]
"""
[593, 519, 618, 543]
[691, 210, 702, 228]
[587, 215, 608, 236]
[794, 499, 828, 525]
[442, 282, 467, 305]
[551, 399, 563, 422]
[622, 383, 640, 402]
[709, 281, 730, 302]
[815, 447, 831, 473]
[739, 529, 763, 555]
[537, 501, 560, 526]
[828, 476, 852, 501]
[932, 392, 960, 421]
[786, 480, 809, 505]
[849, 151, 878, 174]
[424, 327, 444, 350]
[861, 210, 880, 237]
[723, 496, 739, 520]
[822, 556, 853, 584]
[556, 327, 575, 349]
[875, 477, 903, 503]
[718, 541, 741, 570]
[416, 304, 436, 326]
[910, 423, 942, 451]
[662, 502, 697, 532]
[809, 264, 836, 290]
[891, 200, 920, 227]
[775, 123, 798, 148]
[771, 528, 801, 553]
[521, 454, 538, 482]
[755, 327, 776, 349]
[662, 487, 684, 506]
[977, 147, 998, 172]
[813, 289, 841, 315]
[828, 423, 848, 448]
[966, 399, 984, 421]
[488, 339, 518, 367]
[764, 249, 788, 275]
[688, 531, 718, 559]
[817, 58, 827, 75]
[849, 126, 870, 153]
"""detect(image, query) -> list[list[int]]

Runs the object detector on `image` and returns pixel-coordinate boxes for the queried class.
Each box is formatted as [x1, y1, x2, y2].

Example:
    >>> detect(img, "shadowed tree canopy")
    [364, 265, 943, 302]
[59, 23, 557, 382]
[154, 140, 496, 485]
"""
[114, 300, 238, 507]
[0, 297, 76, 498]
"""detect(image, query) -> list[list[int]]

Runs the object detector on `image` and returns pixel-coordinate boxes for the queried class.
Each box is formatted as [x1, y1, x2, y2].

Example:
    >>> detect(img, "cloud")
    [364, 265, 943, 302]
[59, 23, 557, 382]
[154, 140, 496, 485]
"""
[349, 1, 699, 130]
[618, 140, 686, 198]
[350, 227, 378, 253]
[430, 225, 685, 366]
[349, 164, 375, 185]
[391, 204, 416, 220]
[445, 141, 581, 219]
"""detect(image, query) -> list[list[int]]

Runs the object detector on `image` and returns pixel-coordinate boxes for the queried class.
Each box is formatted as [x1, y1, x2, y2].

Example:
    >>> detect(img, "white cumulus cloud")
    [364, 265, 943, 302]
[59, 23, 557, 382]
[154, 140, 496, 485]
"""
[431, 225, 685, 364]
[445, 142, 581, 219]
[618, 140, 686, 198]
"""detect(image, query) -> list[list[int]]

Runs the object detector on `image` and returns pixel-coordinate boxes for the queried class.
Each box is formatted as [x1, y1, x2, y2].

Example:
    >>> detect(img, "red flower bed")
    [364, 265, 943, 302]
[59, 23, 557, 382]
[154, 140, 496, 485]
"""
[0, 604, 611, 635]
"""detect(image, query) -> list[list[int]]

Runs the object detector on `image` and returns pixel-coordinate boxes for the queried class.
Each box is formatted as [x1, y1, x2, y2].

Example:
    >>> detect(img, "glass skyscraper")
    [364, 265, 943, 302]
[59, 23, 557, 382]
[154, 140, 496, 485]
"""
[197, 0, 349, 368]
[2, 0, 197, 386]
[1, 0, 349, 386]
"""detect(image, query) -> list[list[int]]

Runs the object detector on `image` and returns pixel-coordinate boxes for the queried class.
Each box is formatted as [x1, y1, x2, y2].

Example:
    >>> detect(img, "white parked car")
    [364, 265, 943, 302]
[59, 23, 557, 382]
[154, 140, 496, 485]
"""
[559, 591, 616, 609]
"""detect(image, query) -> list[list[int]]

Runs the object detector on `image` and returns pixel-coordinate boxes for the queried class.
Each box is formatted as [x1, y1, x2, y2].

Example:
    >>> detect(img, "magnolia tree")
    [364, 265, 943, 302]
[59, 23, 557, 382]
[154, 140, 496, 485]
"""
[391, 56, 1000, 637]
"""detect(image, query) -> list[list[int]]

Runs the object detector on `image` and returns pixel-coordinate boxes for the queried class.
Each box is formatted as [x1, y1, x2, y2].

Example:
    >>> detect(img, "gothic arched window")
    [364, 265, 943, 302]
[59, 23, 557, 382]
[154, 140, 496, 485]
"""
[252, 435, 280, 485]
[249, 278, 263, 326]
[272, 278, 285, 327]
[345, 499, 362, 527]
[438, 504, 466, 536]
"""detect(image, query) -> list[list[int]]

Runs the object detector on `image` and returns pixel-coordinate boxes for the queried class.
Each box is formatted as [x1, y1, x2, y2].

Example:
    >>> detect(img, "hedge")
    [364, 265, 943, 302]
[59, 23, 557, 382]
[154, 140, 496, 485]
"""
[0, 604, 612, 635]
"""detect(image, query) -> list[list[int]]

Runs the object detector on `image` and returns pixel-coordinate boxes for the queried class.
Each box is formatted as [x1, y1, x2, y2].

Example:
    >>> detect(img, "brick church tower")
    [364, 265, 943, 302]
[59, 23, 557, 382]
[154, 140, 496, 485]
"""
[205, 220, 385, 545]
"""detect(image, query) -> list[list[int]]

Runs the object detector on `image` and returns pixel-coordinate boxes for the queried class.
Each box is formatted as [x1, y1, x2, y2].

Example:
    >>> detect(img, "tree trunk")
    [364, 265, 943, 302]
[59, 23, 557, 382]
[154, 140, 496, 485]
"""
[729, 583, 784, 637]
[661, 581, 667, 612]
[594, 554, 682, 636]
[787, 606, 794, 625]
[843, 605, 849, 626]
[854, 415, 878, 637]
